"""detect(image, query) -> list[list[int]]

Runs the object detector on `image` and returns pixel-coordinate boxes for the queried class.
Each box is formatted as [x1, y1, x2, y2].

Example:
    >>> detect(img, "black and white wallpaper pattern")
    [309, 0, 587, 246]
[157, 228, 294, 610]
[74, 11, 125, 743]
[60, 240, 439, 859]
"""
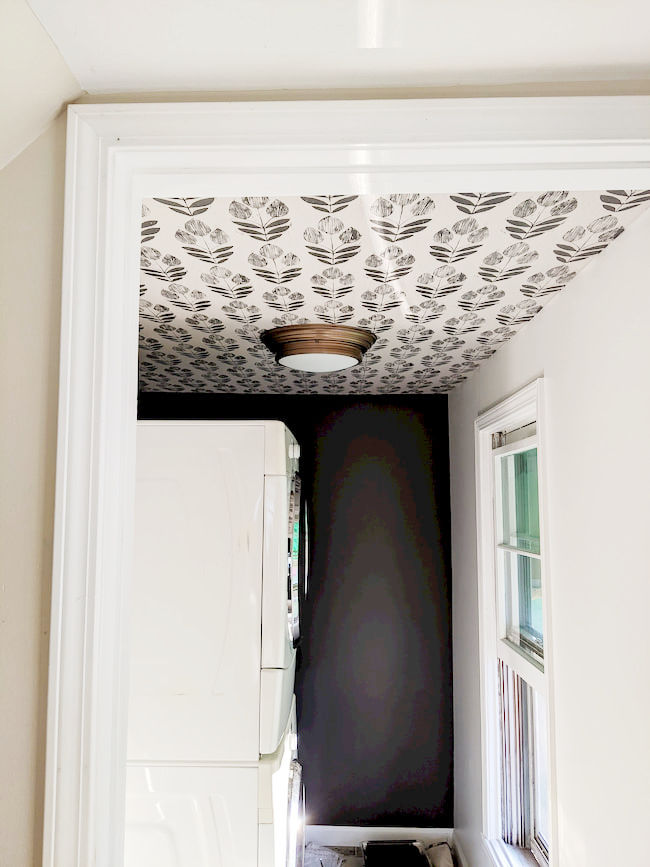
[139, 190, 650, 394]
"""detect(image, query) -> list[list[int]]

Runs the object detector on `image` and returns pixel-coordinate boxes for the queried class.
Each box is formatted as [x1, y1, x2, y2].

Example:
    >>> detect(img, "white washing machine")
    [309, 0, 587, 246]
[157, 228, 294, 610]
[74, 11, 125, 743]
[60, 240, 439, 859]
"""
[125, 421, 305, 865]
[125, 702, 304, 867]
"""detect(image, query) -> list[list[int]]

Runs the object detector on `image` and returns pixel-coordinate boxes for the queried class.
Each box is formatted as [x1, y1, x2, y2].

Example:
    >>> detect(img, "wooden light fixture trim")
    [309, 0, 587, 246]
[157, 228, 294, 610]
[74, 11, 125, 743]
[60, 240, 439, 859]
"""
[261, 324, 377, 366]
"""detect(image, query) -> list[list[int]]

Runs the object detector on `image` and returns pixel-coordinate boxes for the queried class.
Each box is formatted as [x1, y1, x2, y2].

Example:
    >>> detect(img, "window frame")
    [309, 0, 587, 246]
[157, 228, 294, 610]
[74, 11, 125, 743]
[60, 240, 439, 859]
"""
[474, 379, 557, 867]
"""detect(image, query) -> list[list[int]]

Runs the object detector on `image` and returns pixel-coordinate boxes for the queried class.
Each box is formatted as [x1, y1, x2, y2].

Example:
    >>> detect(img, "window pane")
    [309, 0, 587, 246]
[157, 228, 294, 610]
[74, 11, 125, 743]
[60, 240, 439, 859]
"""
[499, 447, 540, 554]
[533, 690, 550, 853]
[500, 549, 543, 663]
[498, 660, 531, 847]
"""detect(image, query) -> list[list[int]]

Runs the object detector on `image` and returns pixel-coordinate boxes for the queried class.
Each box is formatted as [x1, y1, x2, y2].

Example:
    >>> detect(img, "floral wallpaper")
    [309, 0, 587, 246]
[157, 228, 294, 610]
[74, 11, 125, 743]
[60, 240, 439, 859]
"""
[139, 190, 650, 394]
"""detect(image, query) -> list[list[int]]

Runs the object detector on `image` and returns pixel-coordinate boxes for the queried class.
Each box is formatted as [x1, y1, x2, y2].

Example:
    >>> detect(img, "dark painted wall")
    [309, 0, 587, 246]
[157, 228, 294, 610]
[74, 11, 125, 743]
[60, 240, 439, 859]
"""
[138, 393, 453, 827]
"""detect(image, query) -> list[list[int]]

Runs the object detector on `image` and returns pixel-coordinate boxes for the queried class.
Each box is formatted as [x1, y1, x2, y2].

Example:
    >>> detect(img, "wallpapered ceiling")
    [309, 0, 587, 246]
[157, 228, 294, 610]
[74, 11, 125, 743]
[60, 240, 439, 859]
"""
[139, 190, 650, 394]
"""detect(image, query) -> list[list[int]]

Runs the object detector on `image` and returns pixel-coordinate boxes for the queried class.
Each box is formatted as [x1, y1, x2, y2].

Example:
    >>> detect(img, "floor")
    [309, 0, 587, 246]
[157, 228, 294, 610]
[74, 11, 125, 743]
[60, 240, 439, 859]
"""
[304, 841, 456, 866]
[304, 845, 364, 867]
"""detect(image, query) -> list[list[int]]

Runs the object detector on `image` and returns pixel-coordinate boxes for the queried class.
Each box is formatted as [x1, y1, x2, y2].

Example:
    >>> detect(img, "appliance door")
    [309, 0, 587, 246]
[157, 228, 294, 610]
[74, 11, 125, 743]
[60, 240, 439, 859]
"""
[286, 761, 305, 867]
[300, 493, 310, 603]
[124, 765, 258, 867]
[262, 475, 295, 671]
[259, 712, 303, 867]
[287, 472, 302, 647]
[261, 429, 304, 669]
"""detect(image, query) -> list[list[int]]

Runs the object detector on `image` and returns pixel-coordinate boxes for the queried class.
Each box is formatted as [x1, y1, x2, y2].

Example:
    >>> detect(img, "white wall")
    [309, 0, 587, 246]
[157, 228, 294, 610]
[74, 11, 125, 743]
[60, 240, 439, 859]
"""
[450, 207, 650, 867]
[0, 115, 66, 866]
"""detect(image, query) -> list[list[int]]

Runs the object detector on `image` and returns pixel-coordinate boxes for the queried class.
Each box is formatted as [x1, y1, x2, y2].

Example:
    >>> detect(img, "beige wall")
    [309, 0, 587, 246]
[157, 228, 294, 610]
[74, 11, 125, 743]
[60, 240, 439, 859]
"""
[0, 0, 80, 169]
[450, 208, 650, 866]
[0, 113, 66, 866]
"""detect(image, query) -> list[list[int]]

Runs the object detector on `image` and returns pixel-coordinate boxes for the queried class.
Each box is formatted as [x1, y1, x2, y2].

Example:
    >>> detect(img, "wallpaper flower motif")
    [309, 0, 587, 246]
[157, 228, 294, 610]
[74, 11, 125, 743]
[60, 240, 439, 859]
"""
[139, 190, 650, 394]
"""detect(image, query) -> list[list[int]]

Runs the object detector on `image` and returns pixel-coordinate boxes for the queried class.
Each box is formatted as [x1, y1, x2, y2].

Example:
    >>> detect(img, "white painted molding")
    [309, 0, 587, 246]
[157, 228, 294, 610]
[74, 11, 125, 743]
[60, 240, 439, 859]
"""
[476, 379, 540, 432]
[43, 106, 141, 867]
[452, 832, 470, 867]
[306, 826, 454, 847]
[45, 97, 650, 867]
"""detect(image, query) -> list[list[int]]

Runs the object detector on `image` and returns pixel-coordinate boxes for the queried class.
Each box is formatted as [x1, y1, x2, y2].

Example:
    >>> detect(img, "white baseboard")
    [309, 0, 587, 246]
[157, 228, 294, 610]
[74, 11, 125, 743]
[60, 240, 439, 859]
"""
[452, 831, 470, 867]
[306, 826, 454, 847]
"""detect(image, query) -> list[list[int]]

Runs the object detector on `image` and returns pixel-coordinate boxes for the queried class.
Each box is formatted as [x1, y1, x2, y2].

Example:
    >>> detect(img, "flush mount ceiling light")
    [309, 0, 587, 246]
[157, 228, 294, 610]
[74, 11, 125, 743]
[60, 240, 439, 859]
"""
[261, 324, 377, 373]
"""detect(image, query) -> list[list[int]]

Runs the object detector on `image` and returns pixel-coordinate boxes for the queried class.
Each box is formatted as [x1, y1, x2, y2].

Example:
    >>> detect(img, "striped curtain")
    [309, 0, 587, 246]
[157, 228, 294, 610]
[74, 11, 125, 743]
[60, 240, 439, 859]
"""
[498, 659, 530, 847]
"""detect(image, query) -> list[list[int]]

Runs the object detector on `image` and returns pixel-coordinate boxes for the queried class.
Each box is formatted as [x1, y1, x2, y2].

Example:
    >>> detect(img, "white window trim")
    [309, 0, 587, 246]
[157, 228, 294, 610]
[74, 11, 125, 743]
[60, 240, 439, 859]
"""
[45, 98, 650, 867]
[474, 379, 558, 867]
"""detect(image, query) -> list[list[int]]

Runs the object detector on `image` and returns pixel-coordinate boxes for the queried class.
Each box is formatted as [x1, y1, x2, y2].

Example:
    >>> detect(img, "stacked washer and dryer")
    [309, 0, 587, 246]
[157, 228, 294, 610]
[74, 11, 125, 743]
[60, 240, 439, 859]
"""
[125, 421, 306, 867]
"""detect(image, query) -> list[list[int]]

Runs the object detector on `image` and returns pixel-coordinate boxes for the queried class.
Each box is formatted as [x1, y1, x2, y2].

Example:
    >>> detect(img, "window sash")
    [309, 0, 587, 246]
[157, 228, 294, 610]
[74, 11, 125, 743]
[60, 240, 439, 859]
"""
[498, 660, 531, 848]
[498, 661, 550, 867]
[494, 436, 540, 556]
[531, 692, 550, 862]
[497, 549, 544, 668]
[491, 434, 538, 459]
[496, 435, 549, 865]
[494, 436, 545, 678]
[496, 543, 541, 560]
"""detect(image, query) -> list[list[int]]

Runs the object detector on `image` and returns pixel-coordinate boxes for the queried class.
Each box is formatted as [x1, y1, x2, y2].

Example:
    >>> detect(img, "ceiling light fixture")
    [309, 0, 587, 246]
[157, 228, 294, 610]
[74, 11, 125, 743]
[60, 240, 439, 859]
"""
[261, 324, 376, 373]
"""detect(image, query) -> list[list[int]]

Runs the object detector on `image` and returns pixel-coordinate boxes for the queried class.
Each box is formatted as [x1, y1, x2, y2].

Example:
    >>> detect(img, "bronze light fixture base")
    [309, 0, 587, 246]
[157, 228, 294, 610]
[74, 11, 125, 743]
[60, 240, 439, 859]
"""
[261, 324, 377, 373]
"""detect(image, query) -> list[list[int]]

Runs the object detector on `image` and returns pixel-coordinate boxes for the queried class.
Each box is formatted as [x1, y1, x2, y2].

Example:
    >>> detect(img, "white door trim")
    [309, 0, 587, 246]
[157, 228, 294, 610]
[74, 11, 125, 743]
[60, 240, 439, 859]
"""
[45, 96, 650, 867]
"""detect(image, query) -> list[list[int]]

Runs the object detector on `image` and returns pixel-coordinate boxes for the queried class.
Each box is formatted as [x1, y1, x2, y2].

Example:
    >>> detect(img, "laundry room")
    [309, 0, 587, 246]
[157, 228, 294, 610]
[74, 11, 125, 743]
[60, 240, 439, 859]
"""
[126, 176, 650, 866]
[129, 191, 465, 865]
[136, 392, 454, 846]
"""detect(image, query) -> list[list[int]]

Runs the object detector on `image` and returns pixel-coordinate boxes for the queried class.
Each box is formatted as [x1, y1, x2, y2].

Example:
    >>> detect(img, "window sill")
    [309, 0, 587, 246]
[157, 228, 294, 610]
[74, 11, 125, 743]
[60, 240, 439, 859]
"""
[484, 838, 539, 867]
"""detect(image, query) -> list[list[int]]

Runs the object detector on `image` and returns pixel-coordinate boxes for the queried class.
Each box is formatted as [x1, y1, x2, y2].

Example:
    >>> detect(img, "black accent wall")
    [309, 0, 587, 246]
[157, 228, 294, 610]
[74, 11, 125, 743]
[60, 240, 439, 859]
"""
[138, 393, 453, 827]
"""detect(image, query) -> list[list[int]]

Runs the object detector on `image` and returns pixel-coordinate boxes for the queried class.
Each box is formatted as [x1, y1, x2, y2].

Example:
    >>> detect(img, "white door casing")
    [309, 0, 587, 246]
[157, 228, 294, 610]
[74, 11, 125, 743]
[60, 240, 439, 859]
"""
[45, 97, 650, 867]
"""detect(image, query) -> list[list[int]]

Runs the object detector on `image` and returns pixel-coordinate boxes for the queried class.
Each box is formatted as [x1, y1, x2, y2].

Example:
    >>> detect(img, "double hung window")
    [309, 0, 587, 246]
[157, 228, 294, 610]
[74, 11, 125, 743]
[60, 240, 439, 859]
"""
[476, 382, 554, 867]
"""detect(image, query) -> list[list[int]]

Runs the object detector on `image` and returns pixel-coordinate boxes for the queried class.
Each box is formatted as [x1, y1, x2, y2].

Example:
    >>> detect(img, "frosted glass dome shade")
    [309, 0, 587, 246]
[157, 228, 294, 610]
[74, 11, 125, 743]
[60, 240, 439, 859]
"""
[279, 352, 358, 372]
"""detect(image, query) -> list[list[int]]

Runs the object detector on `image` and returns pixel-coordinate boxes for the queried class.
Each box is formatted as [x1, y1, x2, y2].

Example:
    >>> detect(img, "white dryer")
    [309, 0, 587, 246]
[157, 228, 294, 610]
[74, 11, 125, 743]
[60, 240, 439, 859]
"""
[128, 420, 302, 764]
[125, 420, 305, 866]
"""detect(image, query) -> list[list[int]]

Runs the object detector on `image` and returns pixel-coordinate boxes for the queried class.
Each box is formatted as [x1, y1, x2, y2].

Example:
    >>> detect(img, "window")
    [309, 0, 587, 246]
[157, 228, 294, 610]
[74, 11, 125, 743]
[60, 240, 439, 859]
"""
[476, 381, 555, 867]
[495, 440, 542, 665]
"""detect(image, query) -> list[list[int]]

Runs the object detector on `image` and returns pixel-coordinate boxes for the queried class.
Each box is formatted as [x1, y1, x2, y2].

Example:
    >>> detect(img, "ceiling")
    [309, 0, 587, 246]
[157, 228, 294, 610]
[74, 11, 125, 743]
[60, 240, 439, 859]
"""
[6, 0, 649, 171]
[139, 189, 650, 394]
[26, 0, 650, 94]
